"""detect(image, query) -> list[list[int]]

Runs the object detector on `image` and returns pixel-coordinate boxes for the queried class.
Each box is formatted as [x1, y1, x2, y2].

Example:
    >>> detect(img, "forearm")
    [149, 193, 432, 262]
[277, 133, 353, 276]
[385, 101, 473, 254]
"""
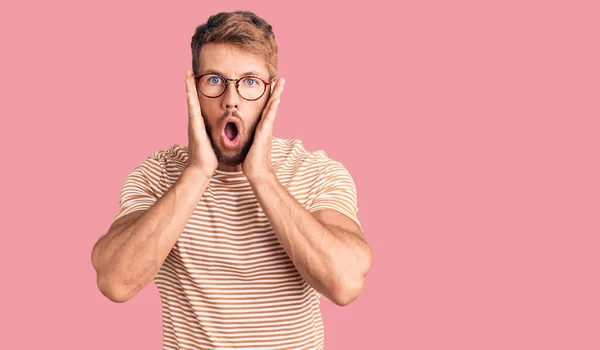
[94, 167, 211, 301]
[248, 172, 369, 305]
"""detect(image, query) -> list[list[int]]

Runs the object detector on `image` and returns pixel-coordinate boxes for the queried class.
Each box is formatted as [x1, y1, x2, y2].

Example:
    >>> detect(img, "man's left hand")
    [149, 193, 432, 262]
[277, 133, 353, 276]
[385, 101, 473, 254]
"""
[242, 77, 285, 181]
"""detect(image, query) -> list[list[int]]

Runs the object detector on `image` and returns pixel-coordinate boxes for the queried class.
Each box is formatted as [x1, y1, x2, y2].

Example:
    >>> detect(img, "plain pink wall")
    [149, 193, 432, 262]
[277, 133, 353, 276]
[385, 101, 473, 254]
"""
[1, 0, 598, 349]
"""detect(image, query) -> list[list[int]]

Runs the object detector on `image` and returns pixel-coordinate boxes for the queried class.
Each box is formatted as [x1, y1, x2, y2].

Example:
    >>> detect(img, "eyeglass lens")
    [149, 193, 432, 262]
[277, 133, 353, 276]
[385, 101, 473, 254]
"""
[198, 74, 265, 100]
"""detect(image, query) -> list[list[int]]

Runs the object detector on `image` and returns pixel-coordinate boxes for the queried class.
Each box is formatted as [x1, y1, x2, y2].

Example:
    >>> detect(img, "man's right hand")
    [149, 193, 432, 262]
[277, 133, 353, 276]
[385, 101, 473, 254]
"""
[185, 69, 218, 177]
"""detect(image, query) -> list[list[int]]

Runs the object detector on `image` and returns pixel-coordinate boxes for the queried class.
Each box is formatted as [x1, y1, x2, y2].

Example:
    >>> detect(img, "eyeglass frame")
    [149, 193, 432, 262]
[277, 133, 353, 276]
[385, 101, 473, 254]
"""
[194, 73, 273, 101]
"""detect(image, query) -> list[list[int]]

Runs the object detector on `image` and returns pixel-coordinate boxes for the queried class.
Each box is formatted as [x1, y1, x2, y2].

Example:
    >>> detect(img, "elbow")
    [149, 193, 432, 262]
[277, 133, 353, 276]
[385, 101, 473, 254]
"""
[92, 249, 132, 303]
[331, 248, 372, 307]
[96, 274, 135, 303]
[92, 242, 143, 303]
[330, 276, 366, 306]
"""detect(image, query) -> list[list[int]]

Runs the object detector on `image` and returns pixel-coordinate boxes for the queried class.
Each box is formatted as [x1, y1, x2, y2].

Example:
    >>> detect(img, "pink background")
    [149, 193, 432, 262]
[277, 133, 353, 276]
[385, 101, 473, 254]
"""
[1, 0, 598, 349]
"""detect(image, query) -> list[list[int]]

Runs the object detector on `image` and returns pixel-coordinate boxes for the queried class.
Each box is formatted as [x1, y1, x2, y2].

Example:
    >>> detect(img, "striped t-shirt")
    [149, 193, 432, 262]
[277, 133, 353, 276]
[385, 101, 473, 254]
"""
[113, 137, 361, 350]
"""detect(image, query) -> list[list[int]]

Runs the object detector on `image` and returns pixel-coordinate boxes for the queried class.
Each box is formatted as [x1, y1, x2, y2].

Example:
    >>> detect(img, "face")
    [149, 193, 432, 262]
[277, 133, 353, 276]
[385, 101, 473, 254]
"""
[196, 42, 272, 169]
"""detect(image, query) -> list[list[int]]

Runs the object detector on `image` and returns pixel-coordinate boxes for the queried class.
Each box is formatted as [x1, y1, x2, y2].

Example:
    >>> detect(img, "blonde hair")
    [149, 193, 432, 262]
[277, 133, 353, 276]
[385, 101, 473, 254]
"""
[191, 11, 278, 80]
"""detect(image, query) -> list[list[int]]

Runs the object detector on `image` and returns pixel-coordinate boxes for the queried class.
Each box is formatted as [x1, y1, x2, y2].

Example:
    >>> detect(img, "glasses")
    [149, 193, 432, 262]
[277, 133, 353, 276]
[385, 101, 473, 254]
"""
[195, 73, 271, 101]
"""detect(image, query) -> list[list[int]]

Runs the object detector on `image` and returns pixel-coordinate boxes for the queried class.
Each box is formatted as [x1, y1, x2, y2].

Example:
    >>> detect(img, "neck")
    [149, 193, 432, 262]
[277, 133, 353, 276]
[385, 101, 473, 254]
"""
[217, 163, 243, 172]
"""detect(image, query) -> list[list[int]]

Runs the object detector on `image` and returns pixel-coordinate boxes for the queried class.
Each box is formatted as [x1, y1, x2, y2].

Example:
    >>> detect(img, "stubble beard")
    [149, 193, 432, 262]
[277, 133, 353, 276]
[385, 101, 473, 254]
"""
[204, 111, 259, 167]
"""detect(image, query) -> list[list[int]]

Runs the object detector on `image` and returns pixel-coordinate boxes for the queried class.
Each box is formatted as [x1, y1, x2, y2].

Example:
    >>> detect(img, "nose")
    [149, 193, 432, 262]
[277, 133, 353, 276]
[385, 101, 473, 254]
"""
[221, 81, 241, 110]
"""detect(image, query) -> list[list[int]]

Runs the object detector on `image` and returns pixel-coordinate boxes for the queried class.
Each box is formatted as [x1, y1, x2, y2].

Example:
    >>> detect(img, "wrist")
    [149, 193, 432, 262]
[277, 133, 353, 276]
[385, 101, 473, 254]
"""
[184, 166, 214, 182]
[246, 169, 276, 185]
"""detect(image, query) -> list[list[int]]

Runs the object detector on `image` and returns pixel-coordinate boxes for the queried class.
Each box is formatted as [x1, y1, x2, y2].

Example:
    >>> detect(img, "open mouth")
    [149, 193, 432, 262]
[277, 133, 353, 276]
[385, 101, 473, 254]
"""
[224, 122, 238, 141]
[222, 120, 241, 148]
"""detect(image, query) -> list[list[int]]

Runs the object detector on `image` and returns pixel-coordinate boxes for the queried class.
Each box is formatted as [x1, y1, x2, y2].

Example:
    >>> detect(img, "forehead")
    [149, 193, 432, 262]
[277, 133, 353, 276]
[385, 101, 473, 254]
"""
[198, 42, 269, 78]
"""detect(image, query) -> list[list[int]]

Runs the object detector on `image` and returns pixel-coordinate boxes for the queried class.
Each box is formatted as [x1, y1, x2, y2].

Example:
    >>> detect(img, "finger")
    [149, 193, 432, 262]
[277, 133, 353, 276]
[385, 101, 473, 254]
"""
[255, 99, 280, 140]
[185, 70, 203, 121]
[185, 70, 211, 144]
[261, 78, 284, 119]
[262, 78, 285, 124]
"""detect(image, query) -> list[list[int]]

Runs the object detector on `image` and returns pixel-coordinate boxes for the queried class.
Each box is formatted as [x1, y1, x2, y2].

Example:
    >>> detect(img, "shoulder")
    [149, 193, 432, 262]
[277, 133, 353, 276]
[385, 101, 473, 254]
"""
[271, 137, 353, 182]
[148, 143, 188, 162]
[141, 143, 189, 168]
[129, 144, 188, 186]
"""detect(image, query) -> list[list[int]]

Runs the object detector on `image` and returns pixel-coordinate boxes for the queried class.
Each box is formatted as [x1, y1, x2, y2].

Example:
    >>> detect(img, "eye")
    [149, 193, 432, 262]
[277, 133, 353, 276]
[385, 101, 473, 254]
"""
[208, 76, 223, 85]
[244, 78, 256, 87]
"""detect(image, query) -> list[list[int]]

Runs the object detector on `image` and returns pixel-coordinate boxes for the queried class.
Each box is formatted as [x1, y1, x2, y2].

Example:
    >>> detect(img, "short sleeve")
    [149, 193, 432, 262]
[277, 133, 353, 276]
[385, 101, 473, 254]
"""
[112, 156, 162, 223]
[308, 159, 362, 230]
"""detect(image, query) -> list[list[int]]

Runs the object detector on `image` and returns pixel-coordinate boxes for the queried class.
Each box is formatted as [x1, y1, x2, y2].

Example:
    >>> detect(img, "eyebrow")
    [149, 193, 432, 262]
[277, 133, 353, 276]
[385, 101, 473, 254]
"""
[199, 69, 264, 78]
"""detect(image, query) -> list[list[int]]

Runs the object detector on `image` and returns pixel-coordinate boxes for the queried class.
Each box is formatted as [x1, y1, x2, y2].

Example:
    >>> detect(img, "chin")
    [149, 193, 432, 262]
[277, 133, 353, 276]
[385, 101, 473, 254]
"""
[214, 136, 251, 166]
[204, 115, 257, 166]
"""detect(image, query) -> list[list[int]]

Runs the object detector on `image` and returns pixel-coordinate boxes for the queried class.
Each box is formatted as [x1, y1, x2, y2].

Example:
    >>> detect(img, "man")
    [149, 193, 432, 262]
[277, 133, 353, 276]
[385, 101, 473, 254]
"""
[91, 10, 372, 350]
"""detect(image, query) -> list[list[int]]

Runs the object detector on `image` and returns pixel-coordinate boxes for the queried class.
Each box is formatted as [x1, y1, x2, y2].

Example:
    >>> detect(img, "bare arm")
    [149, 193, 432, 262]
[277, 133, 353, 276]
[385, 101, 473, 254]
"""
[248, 172, 372, 306]
[238, 76, 371, 306]
[92, 70, 218, 303]
[91, 167, 211, 302]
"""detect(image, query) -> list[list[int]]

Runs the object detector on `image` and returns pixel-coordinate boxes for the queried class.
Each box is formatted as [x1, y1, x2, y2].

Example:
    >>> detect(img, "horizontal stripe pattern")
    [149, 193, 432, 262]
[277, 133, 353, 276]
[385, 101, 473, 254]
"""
[113, 137, 361, 349]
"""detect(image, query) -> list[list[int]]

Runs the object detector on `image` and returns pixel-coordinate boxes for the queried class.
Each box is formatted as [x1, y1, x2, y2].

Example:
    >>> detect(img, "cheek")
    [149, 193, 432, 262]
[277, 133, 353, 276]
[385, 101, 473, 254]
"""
[258, 97, 270, 115]
[198, 98, 221, 118]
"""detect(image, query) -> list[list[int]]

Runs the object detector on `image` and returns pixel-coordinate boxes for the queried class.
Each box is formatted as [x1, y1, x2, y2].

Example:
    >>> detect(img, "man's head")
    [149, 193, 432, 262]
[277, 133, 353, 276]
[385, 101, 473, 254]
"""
[191, 11, 278, 169]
